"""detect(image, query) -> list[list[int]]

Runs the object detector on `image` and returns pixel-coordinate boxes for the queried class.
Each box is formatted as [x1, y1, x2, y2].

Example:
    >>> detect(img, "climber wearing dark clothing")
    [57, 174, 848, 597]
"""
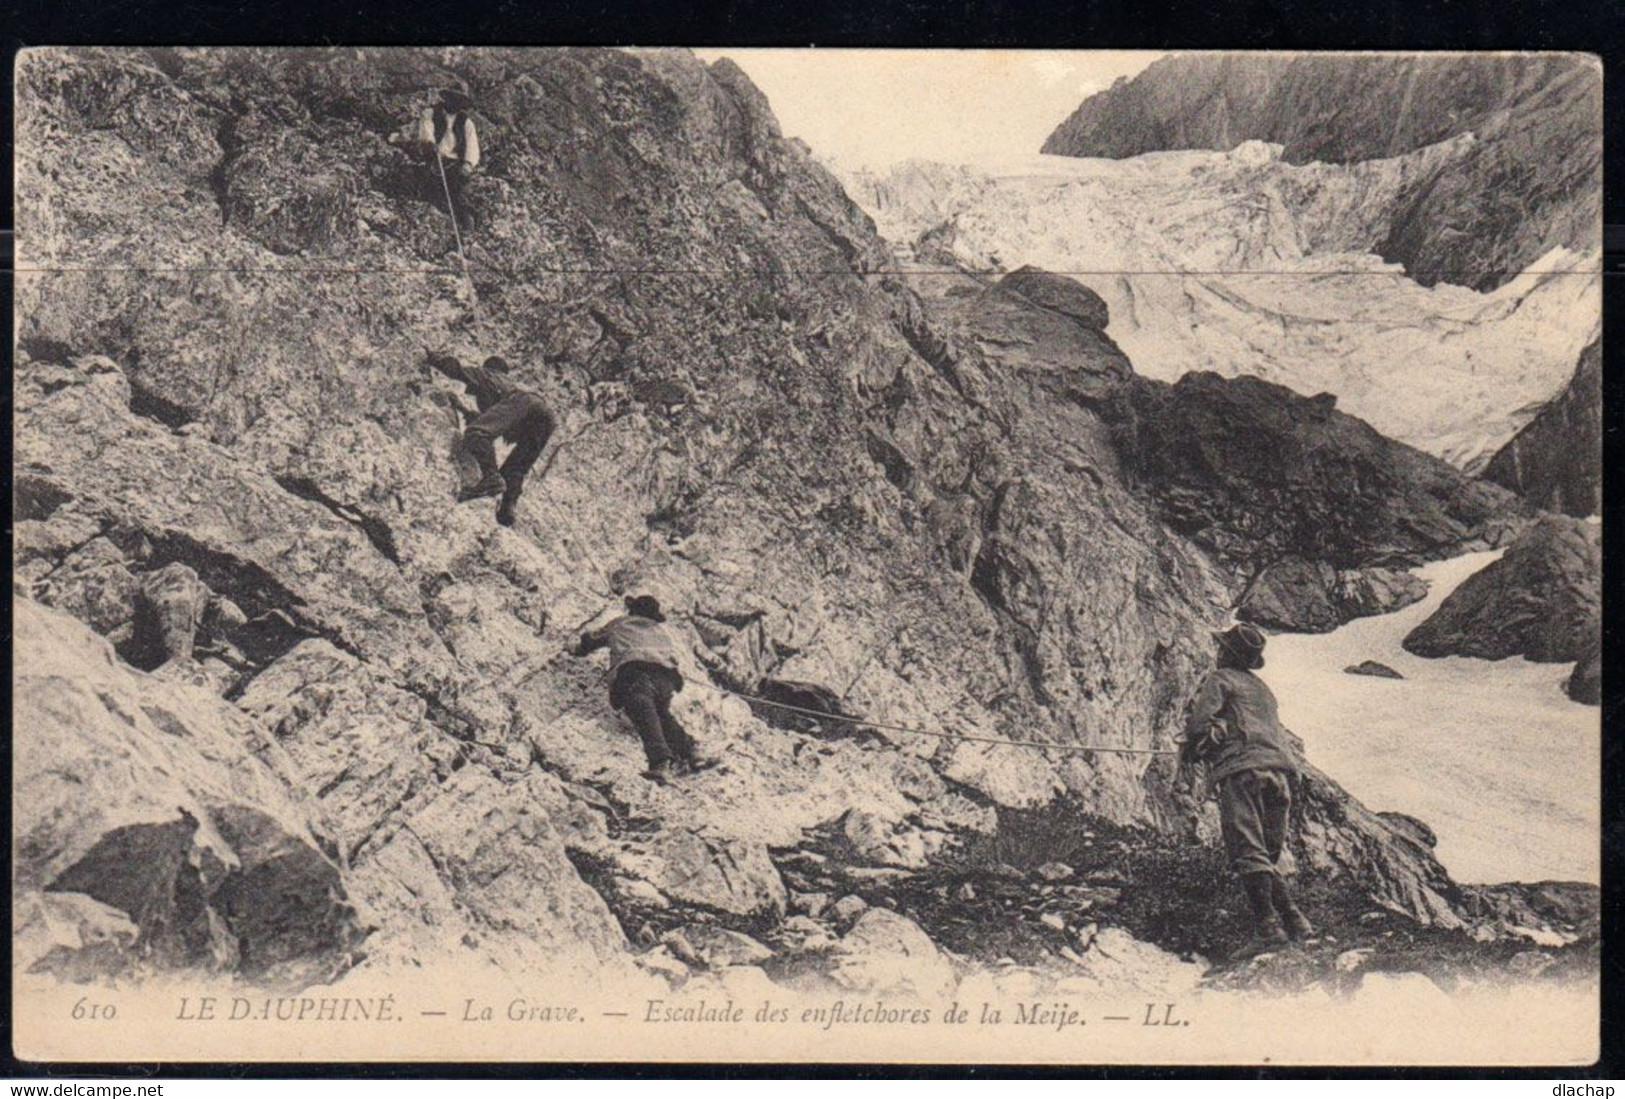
[426, 351, 555, 527]
[1179, 623, 1315, 957]
[574, 595, 718, 785]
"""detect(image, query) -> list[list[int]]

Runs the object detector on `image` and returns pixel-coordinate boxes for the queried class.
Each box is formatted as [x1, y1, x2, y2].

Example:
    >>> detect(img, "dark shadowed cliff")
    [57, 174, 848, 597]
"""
[1483, 340, 1602, 518]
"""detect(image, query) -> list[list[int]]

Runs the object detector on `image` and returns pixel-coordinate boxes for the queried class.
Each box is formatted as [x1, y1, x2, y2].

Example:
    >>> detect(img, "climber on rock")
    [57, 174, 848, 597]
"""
[389, 90, 482, 229]
[574, 595, 720, 785]
[425, 349, 555, 527]
[1177, 623, 1315, 958]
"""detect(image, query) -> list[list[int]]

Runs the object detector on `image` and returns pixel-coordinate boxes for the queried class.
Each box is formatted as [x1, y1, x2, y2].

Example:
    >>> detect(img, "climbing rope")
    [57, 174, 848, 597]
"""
[433, 146, 485, 338]
[683, 678, 1178, 757]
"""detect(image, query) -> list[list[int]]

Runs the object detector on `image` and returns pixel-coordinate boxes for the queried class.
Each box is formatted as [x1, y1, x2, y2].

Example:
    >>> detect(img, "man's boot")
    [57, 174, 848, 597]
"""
[495, 486, 520, 527]
[682, 752, 723, 775]
[459, 473, 506, 503]
[642, 760, 677, 786]
[456, 434, 506, 503]
[1271, 875, 1315, 941]
[1233, 871, 1289, 959]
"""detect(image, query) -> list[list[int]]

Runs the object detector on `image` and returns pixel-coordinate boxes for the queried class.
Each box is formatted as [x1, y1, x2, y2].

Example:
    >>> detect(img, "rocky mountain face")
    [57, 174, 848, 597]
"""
[838, 147, 1599, 471]
[1483, 340, 1602, 518]
[916, 267, 1528, 634]
[13, 48, 1586, 996]
[1402, 516, 1600, 672]
[1040, 53, 1602, 293]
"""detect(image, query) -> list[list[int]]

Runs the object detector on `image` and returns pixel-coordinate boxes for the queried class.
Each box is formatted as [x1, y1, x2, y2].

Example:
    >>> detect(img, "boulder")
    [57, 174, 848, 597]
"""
[15, 892, 142, 980]
[815, 908, 959, 1000]
[610, 831, 787, 918]
[1336, 568, 1429, 621]
[1403, 516, 1599, 663]
[665, 924, 774, 969]
[838, 809, 930, 869]
[830, 895, 870, 924]
[790, 891, 833, 918]
[131, 561, 214, 667]
[1345, 661, 1404, 680]
[30, 537, 142, 642]
[1239, 557, 1340, 632]
[1566, 644, 1600, 705]
[13, 596, 365, 988]
[999, 266, 1111, 331]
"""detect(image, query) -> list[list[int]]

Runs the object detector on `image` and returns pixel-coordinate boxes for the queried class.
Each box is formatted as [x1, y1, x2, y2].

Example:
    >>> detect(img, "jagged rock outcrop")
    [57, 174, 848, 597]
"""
[1041, 53, 1601, 292]
[13, 598, 369, 986]
[1403, 516, 1600, 667]
[14, 47, 1586, 994]
[1103, 371, 1524, 630]
[1483, 340, 1602, 516]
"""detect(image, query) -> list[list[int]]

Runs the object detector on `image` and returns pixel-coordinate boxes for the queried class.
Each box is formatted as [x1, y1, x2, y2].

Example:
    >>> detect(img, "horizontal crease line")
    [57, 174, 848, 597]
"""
[7, 266, 1605, 277]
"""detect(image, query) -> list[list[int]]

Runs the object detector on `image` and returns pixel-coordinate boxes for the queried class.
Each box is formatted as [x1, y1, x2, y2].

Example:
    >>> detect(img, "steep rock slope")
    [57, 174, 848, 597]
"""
[839, 147, 1599, 469]
[1482, 340, 1602, 517]
[13, 47, 1567, 992]
[1041, 53, 1601, 292]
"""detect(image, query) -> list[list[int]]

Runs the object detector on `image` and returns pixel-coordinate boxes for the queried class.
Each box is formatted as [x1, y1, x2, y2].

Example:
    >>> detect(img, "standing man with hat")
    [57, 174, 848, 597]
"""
[1178, 623, 1315, 957]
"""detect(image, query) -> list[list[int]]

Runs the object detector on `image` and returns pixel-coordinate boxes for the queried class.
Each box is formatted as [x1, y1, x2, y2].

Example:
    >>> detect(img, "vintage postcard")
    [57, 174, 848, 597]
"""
[11, 47, 1602, 1065]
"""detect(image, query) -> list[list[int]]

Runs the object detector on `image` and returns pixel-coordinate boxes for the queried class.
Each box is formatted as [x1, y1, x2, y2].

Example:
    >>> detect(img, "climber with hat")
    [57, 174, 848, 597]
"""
[425, 349, 556, 527]
[389, 89, 482, 230]
[574, 595, 721, 785]
[1177, 622, 1315, 957]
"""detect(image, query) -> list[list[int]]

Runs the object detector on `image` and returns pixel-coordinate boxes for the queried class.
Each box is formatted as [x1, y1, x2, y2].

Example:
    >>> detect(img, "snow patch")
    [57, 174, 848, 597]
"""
[1261, 552, 1600, 885]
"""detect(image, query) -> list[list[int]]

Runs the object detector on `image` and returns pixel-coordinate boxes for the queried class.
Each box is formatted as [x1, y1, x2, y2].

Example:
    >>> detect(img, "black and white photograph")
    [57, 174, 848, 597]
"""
[10, 46, 1604, 1065]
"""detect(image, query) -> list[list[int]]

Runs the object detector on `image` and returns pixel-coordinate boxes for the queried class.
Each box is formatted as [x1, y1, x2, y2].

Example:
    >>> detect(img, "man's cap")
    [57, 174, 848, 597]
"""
[625, 594, 663, 621]
[1215, 623, 1267, 669]
[483, 355, 511, 374]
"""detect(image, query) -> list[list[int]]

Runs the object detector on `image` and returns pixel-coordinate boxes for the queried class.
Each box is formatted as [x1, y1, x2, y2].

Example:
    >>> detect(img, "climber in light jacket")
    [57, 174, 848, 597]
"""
[574, 595, 718, 785]
[1178, 623, 1315, 957]
[388, 92, 482, 229]
[426, 350, 555, 528]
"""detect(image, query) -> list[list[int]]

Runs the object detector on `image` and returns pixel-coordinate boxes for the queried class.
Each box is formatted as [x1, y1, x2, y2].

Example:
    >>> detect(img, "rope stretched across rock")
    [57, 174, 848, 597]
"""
[685, 679, 1178, 756]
